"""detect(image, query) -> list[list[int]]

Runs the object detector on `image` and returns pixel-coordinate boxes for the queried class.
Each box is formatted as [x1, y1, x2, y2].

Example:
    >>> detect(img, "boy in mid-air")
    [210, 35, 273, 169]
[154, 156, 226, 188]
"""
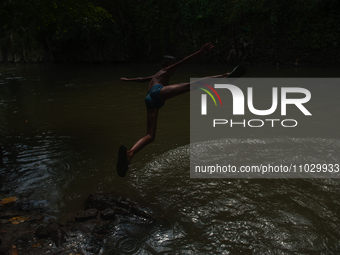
[117, 43, 246, 177]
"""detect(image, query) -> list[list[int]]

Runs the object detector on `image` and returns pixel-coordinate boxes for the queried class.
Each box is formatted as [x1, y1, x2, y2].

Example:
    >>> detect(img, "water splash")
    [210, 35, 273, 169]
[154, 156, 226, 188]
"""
[126, 138, 340, 253]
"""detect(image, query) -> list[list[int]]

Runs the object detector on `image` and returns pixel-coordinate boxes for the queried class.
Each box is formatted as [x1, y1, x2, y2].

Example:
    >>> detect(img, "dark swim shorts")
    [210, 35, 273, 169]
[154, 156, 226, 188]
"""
[145, 84, 165, 109]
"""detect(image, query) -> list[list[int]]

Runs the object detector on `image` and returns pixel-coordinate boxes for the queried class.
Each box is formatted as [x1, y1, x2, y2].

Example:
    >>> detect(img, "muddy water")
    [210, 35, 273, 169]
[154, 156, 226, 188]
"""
[0, 63, 340, 253]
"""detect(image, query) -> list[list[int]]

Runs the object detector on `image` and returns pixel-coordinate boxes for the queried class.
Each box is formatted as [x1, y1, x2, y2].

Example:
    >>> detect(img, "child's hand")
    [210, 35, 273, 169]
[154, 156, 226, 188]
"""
[199, 42, 214, 55]
[119, 77, 127, 81]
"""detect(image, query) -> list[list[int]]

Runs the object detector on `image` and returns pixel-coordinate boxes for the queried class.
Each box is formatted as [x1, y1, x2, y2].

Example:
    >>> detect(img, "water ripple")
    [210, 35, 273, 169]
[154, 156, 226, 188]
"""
[128, 138, 340, 253]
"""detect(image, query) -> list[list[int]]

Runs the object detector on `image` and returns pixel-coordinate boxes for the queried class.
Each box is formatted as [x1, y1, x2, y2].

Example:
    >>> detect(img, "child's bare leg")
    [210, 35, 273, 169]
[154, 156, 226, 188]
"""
[127, 107, 158, 163]
[158, 83, 190, 101]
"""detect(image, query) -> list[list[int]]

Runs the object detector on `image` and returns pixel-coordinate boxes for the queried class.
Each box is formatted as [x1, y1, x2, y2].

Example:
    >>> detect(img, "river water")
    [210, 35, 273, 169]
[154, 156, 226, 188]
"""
[1, 63, 340, 254]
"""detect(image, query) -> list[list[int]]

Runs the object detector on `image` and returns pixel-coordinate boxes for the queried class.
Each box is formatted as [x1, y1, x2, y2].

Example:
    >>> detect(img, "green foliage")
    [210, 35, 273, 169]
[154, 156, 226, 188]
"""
[0, 0, 114, 61]
[0, 0, 339, 62]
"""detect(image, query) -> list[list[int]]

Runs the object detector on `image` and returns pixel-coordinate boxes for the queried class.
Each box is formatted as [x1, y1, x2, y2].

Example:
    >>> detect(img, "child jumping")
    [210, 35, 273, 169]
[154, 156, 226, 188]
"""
[117, 43, 246, 177]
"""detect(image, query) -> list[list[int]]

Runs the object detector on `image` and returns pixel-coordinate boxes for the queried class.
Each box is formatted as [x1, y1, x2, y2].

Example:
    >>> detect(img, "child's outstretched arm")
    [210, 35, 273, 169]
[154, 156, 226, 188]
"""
[165, 42, 214, 74]
[119, 76, 153, 82]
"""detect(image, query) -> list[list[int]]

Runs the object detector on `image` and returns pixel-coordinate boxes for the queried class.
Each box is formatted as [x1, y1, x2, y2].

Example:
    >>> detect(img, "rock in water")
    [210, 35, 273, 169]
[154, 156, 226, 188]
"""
[48, 222, 66, 248]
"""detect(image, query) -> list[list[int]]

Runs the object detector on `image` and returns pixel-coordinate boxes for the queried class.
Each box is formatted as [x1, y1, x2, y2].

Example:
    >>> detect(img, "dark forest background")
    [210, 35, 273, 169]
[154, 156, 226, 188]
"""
[1, 0, 339, 65]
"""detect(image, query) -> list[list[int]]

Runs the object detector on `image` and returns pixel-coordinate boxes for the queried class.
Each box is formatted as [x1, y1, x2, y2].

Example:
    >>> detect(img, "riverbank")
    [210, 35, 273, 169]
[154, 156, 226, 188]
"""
[1, 44, 339, 67]
[0, 193, 155, 255]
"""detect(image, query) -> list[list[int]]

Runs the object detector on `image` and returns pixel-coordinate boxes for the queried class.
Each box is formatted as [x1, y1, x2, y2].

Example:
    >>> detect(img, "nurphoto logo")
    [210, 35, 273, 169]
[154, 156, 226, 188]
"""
[197, 81, 311, 128]
[190, 78, 340, 179]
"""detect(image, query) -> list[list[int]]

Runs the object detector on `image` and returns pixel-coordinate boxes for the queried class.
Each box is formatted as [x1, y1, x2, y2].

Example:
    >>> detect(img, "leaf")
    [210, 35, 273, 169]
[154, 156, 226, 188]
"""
[0, 197, 17, 204]
[11, 245, 18, 255]
[9, 216, 30, 225]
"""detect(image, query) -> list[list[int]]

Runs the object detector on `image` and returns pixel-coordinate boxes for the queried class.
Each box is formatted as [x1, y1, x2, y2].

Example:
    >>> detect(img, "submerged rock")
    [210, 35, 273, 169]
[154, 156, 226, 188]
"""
[35, 226, 50, 239]
[48, 222, 66, 248]
[86, 193, 154, 220]
[75, 208, 99, 222]
[101, 207, 116, 220]
[0, 193, 156, 254]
